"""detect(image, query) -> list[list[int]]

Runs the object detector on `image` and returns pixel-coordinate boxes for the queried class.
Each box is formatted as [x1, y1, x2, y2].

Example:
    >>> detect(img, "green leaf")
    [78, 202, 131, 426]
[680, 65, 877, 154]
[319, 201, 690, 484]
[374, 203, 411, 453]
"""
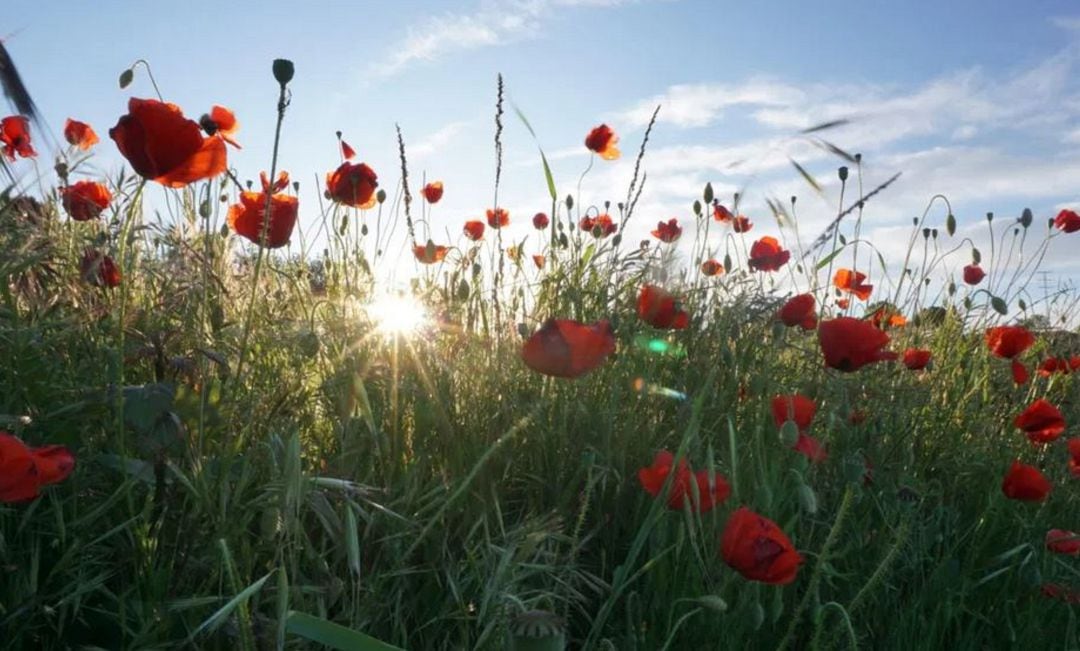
[815, 248, 844, 271]
[190, 571, 273, 640]
[789, 158, 822, 194]
[285, 611, 403, 650]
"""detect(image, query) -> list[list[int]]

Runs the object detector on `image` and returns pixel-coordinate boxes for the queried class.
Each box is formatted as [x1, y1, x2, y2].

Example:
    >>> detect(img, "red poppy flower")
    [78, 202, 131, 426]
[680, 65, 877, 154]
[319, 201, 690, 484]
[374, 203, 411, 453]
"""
[1042, 583, 1080, 604]
[701, 259, 724, 276]
[532, 254, 546, 269]
[0, 115, 35, 161]
[532, 212, 549, 229]
[1046, 529, 1080, 556]
[463, 220, 486, 241]
[793, 433, 828, 463]
[833, 269, 873, 301]
[521, 318, 616, 378]
[1038, 357, 1077, 376]
[963, 264, 986, 286]
[61, 181, 112, 221]
[868, 306, 907, 329]
[228, 171, 298, 249]
[1054, 209, 1080, 234]
[986, 326, 1035, 359]
[413, 241, 449, 264]
[110, 98, 226, 187]
[748, 236, 790, 272]
[422, 181, 444, 204]
[1011, 360, 1029, 385]
[199, 105, 241, 148]
[63, 118, 99, 150]
[732, 215, 753, 233]
[720, 507, 804, 585]
[584, 124, 620, 160]
[579, 213, 617, 238]
[80, 250, 121, 288]
[341, 140, 356, 160]
[836, 298, 851, 310]
[902, 348, 932, 371]
[0, 431, 75, 503]
[771, 394, 816, 432]
[1002, 460, 1051, 502]
[486, 208, 510, 229]
[818, 317, 897, 372]
[326, 161, 379, 208]
[637, 285, 689, 330]
[638, 450, 731, 513]
[713, 203, 734, 223]
[651, 218, 682, 243]
[1015, 399, 1066, 444]
[777, 294, 817, 330]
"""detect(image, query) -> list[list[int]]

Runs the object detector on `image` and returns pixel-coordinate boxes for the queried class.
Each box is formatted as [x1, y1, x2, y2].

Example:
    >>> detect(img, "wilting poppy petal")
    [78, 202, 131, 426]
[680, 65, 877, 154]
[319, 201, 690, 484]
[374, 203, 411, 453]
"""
[1001, 460, 1051, 502]
[422, 181, 444, 204]
[833, 269, 874, 301]
[0, 432, 38, 502]
[732, 215, 753, 233]
[902, 348, 932, 371]
[79, 250, 122, 288]
[521, 318, 615, 379]
[777, 294, 817, 330]
[486, 208, 510, 229]
[201, 105, 241, 148]
[713, 203, 734, 222]
[31, 445, 75, 486]
[1015, 399, 1066, 444]
[721, 507, 803, 585]
[748, 236, 790, 272]
[64, 118, 99, 150]
[637, 285, 689, 330]
[584, 124, 620, 160]
[341, 139, 356, 160]
[793, 433, 828, 463]
[0, 115, 35, 160]
[1047, 529, 1080, 556]
[818, 317, 897, 372]
[651, 218, 682, 243]
[413, 241, 449, 264]
[326, 161, 378, 207]
[61, 181, 112, 221]
[701, 259, 724, 276]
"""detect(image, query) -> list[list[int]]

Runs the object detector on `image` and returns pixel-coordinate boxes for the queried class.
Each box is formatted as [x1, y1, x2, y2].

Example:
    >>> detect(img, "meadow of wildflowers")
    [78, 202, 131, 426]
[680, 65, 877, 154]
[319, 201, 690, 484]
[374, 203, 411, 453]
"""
[2, 55, 1080, 650]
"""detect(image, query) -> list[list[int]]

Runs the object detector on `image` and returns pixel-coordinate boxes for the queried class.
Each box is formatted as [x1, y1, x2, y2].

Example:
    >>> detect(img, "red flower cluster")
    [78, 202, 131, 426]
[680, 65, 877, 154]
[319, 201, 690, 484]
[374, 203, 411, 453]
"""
[580, 213, 617, 238]
[0, 431, 75, 502]
[638, 450, 730, 513]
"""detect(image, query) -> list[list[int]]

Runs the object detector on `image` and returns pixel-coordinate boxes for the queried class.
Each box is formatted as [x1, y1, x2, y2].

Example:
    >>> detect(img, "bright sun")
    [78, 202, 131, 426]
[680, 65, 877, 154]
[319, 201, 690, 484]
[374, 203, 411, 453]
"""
[366, 293, 428, 336]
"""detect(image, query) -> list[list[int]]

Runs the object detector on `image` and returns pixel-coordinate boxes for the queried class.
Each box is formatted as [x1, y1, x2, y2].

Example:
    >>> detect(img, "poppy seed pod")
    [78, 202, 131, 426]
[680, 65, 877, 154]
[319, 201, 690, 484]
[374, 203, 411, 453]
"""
[272, 58, 295, 86]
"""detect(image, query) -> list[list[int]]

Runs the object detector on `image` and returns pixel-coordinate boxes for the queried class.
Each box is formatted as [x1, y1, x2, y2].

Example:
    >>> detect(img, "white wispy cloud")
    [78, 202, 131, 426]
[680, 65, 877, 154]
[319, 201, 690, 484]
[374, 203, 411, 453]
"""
[409, 121, 472, 158]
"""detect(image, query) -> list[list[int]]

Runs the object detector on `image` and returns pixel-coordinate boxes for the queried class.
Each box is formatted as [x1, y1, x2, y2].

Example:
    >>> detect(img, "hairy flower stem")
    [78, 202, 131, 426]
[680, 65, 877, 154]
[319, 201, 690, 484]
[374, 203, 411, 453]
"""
[775, 485, 854, 651]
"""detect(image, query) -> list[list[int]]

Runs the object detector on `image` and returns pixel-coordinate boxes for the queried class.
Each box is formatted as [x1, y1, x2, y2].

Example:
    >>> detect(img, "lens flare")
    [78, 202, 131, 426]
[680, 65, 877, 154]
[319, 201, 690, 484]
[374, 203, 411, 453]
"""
[367, 293, 428, 336]
[632, 376, 688, 401]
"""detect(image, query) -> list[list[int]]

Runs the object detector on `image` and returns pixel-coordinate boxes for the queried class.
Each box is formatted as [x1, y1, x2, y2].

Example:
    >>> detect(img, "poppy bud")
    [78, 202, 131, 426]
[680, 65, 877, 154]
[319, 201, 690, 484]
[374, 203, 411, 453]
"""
[791, 195, 797, 205]
[693, 200, 702, 216]
[991, 296, 1008, 315]
[946, 213, 956, 236]
[972, 248, 981, 264]
[272, 58, 295, 86]
[456, 280, 469, 300]
[1018, 298, 1027, 311]
[1020, 207, 1033, 228]
[838, 166, 849, 181]
[986, 212, 994, 222]
[750, 602, 765, 630]
[335, 130, 342, 139]
[704, 182, 714, 204]
[612, 234, 622, 247]
[376, 189, 386, 204]
[360, 224, 368, 236]
[472, 262, 482, 277]
[931, 228, 938, 239]
[797, 483, 817, 514]
[723, 253, 732, 272]
[219, 194, 227, 203]
[198, 200, 211, 219]
[565, 195, 574, 210]
[778, 420, 799, 446]
[854, 153, 862, 163]
[292, 181, 299, 192]
[119, 67, 134, 89]
[558, 233, 568, 248]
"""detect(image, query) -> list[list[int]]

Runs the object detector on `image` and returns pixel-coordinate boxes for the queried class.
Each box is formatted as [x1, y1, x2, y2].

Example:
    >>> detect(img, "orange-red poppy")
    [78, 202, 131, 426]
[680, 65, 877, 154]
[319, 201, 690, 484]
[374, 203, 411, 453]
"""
[521, 318, 616, 378]
[326, 161, 379, 207]
[818, 316, 897, 372]
[868, 305, 907, 329]
[199, 105, 241, 148]
[0, 431, 75, 503]
[61, 181, 112, 221]
[422, 181, 444, 204]
[836, 298, 851, 310]
[902, 348, 932, 371]
[341, 139, 356, 160]
[651, 218, 682, 243]
[110, 98, 226, 187]
[413, 240, 449, 264]
[1012, 360, 1029, 385]
[228, 171, 298, 249]
[963, 264, 986, 285]
[777, 294, 817, 330]
[1047, 530, 1080, 556]
[721, 507, 803, 585]
[713, 202, 734, 222]
[584, 124, 620, 160]
[638, 450, 730, 513]
[732, 215, 753, 233]
[986, 326, 1035, 359]
[701, 259, 724, 276]
[580, 213, 617, 238]
[532, 254, 546, 269]
[532, 212, 550, 230]
[0, 115, 36, 160]
[1038, 356, 1080, 376]
[637, 285, 689, 330]
[487, 207, 510, 229]
[463, 220, 485, 241]
[771, 394, 816, 432]
[833, 269, 873, 301]
[63, 118, 99, 150]
[1055, 209, 1080, 233]
[748, 236, 790, 272]
[1015, 399, 1066, 444]
[80, 249, 121, 288]
[1002, 460, 1051, 501]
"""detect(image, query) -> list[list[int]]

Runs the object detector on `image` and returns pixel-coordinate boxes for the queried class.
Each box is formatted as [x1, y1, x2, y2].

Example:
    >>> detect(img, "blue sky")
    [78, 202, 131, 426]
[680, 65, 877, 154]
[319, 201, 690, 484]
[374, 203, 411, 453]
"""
[6, 0, 1080, 313]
